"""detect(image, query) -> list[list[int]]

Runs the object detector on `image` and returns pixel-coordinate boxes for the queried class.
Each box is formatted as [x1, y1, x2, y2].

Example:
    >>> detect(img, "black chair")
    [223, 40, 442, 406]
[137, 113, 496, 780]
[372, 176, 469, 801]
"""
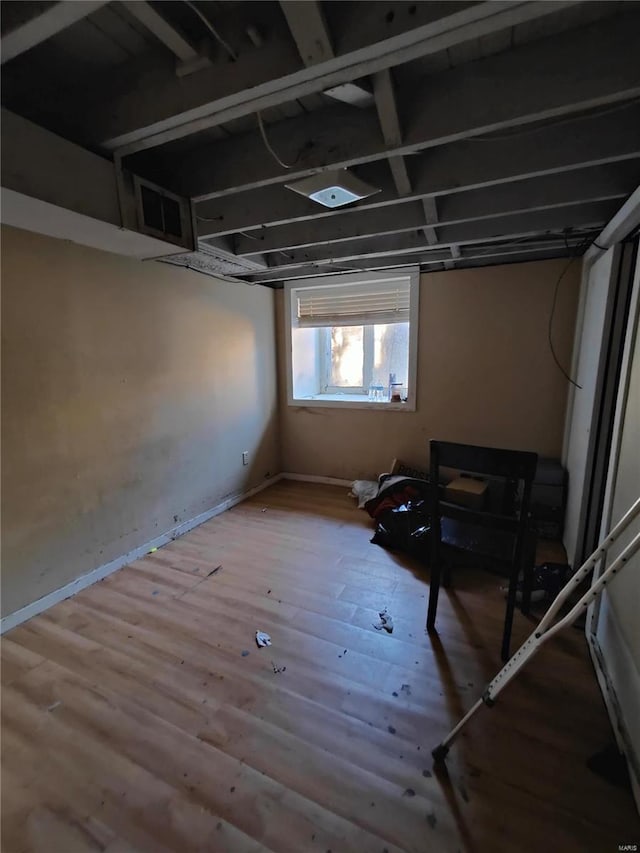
[426, 440, 538, 661]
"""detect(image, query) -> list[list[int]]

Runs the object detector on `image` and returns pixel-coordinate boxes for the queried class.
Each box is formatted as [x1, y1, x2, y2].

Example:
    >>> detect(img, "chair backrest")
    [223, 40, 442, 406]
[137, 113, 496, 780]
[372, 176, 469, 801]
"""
[430, 440, 538, 521]
[431, 440, 538, 483]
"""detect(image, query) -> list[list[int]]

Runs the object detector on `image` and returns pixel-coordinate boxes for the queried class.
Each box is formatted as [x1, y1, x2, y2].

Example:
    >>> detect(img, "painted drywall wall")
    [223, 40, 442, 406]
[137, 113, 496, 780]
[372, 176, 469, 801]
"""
[563, 248, 618, 567]
[276, 258, 581, 479]
[1, 225, 279, 616]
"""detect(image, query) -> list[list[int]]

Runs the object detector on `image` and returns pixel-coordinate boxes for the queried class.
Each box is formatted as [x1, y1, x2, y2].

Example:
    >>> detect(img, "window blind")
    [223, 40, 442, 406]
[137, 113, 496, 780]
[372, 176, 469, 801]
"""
[295, 278, 411, 327]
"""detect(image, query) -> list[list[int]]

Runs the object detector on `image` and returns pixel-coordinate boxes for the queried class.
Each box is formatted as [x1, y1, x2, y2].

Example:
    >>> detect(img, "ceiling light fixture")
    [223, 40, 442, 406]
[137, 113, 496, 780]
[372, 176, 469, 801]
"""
[285, 169, 380, 209]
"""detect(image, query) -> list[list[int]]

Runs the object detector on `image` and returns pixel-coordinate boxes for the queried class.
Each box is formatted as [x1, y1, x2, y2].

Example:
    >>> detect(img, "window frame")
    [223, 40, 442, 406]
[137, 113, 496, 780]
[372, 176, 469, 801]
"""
[284, 267, 420, 411]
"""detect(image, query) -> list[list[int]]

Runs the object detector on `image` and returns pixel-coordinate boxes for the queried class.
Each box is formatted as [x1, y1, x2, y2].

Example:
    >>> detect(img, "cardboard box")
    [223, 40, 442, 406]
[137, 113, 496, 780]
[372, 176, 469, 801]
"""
[444, 476, 487, 510]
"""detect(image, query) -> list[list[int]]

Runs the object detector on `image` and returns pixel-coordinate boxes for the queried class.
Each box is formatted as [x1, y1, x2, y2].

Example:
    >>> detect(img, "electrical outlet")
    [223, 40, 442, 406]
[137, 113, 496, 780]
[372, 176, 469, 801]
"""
[242, 451, 249, 466]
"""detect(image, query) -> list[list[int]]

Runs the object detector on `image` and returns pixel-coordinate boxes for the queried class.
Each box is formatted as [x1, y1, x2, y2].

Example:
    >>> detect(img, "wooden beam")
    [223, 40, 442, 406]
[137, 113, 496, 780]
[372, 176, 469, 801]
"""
[422, 197, 438, 246]
[232, 164, 636, 256]
[0, 1, 108, 65]
[120, 1, 199, 64]
[260, 201, 618, 269]
[444, 244, 461, 270]
[201, 108, 640, 242]
[243, 239, 590, 283]
[373, 69, 412, 197]
[98, 0, 579, 152]
[142, 13, 640, 200]
[279, 1, 333, 66]
[281, 2, 402, 194]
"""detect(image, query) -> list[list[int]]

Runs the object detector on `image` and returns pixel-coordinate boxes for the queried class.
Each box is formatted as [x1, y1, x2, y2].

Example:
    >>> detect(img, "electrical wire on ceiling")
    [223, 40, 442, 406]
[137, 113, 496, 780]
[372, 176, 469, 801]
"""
[257, 111, 295, 169]
[183, 0, 237, 61]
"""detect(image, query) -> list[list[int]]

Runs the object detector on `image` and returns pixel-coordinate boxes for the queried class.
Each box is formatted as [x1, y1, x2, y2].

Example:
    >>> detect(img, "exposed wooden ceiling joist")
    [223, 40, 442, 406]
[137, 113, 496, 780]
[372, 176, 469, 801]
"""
[421, 197, 439, 246]
[280, 2, 412, 200]
[372, 69, 413, 198]
[102, 0, 580, 154]
[142, 13, 640, 201]
[119, 1, 199, 64]
[196, 105, 640, 238]
[243, 238, 595, 285]
[233, 163, 637, 257]
[279, 0, 333, 66]
[259, 201, 617, 269]
[0, 1, 109, 65]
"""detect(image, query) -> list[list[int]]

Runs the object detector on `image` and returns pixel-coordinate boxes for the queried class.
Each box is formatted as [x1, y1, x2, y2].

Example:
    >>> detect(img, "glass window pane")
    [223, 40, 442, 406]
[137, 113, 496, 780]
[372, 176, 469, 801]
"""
[330, 326, 364, 387]
[371, 322, 410, 390]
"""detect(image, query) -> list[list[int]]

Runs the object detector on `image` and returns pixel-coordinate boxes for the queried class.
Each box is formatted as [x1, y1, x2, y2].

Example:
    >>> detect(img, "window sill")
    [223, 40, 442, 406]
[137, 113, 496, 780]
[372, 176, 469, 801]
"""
[289, 393, 415, 412]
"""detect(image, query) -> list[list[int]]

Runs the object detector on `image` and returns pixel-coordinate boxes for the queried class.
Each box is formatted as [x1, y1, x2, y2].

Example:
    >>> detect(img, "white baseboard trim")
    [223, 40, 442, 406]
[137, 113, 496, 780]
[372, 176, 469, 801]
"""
[280, 472, 353, 487]
[0, 475, 282, 635]
[587, 631, 640, 811]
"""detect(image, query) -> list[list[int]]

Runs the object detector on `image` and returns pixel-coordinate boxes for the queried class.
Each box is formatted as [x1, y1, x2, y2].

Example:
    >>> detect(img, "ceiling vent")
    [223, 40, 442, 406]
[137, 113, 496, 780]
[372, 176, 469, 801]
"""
[286, 169, 380, 208]
[133, 176, 195, 249]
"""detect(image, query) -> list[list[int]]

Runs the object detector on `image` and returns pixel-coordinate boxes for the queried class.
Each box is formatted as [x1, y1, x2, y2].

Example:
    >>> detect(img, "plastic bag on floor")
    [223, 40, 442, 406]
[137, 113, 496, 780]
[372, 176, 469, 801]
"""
[371, 501, 431, 562]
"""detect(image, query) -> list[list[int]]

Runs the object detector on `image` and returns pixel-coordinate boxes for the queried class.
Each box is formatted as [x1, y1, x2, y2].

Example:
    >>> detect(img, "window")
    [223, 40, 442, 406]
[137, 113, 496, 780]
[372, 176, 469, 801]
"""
[285, 268, 419, 409]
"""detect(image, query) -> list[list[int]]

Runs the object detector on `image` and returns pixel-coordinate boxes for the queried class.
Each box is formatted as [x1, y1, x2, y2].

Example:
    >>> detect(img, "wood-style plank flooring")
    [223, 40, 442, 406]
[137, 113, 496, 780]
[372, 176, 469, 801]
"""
[2, 480, 639, 852]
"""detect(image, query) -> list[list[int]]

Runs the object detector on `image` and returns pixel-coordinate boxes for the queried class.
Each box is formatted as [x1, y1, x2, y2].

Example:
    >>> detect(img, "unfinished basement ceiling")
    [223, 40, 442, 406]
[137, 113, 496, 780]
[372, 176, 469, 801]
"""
[2, 0, 639, 285]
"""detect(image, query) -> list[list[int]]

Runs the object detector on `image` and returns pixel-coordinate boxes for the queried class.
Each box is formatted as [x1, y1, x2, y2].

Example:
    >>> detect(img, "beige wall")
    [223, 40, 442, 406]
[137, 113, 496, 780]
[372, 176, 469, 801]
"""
[1, 225, 280, 616]
[276, 258, 581, 479]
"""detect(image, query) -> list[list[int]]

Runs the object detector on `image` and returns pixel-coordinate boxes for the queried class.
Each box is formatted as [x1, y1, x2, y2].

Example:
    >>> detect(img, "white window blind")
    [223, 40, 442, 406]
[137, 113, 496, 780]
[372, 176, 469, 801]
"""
[295, 278, 411, 327]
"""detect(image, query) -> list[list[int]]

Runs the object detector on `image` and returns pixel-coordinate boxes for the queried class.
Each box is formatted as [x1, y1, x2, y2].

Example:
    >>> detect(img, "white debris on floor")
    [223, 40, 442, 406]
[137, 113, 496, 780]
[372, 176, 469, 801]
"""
[255, 631, 272, 647]
[374, 608, 394, 633]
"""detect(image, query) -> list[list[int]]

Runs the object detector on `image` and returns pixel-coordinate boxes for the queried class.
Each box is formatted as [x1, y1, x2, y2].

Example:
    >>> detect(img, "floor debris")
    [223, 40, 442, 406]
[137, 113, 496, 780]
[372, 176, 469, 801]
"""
[207, 565, 222, 577]
[47, 701, 62, 712]
[374, 608, 394, 633]
[271, 660, 286, 674]
[403, 788, 416, 797]
[256, 631, 272, 647]
[401, 683, 412, 696]
[241, 650, 250, 657]
[427, 812, 437, 829]
[388, 725, 396, 734]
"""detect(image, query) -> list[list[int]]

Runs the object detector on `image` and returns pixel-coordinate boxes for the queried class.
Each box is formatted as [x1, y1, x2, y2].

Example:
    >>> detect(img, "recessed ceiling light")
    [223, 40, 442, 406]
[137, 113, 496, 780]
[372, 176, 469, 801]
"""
[285, 169, 380, 208]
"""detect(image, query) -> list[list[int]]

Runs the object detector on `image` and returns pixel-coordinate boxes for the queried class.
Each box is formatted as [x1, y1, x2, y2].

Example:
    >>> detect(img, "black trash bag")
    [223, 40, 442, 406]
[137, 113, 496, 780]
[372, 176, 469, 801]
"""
[371, 500, 431, 561]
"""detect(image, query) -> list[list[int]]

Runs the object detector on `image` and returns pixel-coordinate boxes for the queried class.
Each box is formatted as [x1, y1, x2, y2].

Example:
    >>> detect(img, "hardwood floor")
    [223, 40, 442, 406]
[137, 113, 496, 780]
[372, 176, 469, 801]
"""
[2, 480, 638, 853]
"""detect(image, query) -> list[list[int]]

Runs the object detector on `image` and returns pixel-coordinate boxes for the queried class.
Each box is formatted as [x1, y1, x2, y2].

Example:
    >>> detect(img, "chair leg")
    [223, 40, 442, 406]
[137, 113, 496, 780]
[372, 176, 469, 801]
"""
[427, 566, 440, 631]
[501, 565, 520, 661]
[427, 560, 441, 632]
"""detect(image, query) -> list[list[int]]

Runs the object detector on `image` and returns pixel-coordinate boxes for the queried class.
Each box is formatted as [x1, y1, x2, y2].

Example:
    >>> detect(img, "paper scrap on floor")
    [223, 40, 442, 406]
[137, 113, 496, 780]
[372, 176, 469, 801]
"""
[349, 480, 379, 508]
[374, 608, 394, 633]
[256, 631, 272, 647]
